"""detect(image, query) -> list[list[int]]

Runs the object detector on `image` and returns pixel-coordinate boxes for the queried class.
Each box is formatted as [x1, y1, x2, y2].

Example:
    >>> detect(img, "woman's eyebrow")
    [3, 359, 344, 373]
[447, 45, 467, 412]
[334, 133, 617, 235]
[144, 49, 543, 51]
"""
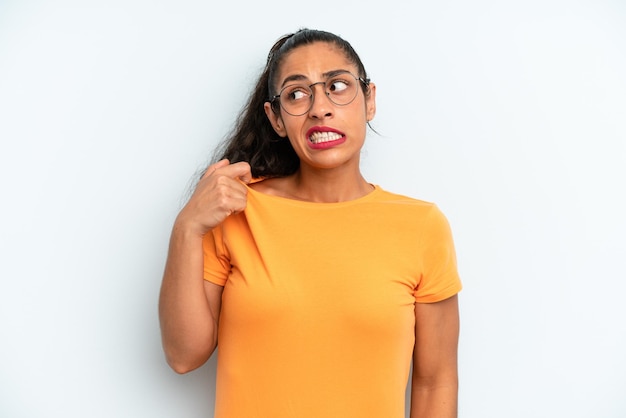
[280, 69, 352, 88]
[280, 74, 308, 88]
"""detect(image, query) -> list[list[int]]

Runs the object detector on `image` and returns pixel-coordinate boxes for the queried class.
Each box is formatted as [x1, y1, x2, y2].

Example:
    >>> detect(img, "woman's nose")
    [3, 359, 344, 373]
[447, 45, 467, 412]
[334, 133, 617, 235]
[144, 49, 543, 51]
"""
[308, 83, 333, 119]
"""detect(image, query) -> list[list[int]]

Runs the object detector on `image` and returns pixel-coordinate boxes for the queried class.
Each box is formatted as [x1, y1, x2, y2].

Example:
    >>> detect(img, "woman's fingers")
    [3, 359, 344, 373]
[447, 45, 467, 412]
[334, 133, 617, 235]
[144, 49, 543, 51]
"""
[180, 160, 253, 234]
[201, 159, 230, 180]
[209, 160, 252, 184]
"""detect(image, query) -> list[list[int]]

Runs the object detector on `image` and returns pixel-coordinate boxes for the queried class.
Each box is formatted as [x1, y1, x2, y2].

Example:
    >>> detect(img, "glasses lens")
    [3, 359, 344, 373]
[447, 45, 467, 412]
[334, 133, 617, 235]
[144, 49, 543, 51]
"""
[280, 85, 312, 116]
[325, 73, 358, 106]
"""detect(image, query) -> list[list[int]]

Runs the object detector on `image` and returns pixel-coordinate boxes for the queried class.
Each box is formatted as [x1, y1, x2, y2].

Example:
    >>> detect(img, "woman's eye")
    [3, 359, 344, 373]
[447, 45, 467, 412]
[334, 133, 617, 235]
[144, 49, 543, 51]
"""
[287, 88, 309, 101]
[328, 80, 349, 93]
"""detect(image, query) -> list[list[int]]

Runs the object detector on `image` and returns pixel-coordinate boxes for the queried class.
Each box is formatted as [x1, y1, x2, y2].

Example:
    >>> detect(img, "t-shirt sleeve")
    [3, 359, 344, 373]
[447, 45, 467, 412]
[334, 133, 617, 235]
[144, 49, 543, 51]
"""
[414, 205, 462, 303]
[203, 224, 231, 287]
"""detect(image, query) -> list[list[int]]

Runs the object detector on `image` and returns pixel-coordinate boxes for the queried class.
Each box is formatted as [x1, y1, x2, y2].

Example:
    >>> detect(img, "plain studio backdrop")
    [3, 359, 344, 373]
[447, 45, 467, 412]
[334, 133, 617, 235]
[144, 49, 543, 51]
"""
[1, 1, 625, 417]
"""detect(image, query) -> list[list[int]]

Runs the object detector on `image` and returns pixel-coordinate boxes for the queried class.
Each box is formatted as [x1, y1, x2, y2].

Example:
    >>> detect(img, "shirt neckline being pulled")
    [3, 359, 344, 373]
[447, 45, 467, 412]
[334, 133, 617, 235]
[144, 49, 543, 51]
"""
[245, 181, 382, 209]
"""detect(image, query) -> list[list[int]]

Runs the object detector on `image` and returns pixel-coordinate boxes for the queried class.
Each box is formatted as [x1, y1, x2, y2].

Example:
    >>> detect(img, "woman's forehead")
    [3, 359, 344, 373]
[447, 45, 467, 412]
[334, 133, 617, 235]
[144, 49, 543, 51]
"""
[276, 42, 356, 82]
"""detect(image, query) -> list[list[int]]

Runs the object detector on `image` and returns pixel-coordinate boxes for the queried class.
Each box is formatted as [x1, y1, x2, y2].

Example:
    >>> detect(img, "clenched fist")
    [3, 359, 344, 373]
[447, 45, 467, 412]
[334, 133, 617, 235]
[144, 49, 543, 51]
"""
[175, 159, 252, 236]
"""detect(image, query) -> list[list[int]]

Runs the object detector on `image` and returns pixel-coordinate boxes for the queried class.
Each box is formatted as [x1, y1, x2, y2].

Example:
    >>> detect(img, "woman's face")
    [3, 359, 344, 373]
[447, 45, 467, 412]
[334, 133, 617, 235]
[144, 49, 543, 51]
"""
[264, 42, 376, 173]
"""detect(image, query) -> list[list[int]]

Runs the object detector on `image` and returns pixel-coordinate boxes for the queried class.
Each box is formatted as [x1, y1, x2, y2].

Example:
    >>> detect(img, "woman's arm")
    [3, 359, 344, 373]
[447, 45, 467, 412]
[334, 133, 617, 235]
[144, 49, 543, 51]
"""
[410, 294, 460, 418]
[159, 228, 223, 374]
[158, 159, 251, 373]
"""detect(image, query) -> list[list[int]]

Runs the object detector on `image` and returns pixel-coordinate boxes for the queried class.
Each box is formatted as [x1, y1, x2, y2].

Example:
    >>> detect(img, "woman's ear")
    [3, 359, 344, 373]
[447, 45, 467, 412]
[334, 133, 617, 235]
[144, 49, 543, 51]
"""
[264, 102, 287, 137]
[365, 83, 377, 122]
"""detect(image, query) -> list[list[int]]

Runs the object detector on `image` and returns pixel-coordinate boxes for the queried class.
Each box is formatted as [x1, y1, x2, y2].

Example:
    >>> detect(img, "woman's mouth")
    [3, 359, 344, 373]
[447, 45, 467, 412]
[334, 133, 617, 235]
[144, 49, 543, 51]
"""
[308, 131, 344, 144]
[305, 127, 347, 149]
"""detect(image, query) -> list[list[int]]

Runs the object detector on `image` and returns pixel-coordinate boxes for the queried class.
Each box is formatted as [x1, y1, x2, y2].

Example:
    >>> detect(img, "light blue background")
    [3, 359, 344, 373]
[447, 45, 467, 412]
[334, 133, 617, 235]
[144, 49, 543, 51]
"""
[1, 1, 625, 416]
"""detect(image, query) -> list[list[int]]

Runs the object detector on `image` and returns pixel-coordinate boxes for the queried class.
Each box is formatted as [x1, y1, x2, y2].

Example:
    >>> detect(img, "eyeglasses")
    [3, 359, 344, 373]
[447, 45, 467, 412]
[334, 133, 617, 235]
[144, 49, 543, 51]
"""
[270, 71, 370, 116]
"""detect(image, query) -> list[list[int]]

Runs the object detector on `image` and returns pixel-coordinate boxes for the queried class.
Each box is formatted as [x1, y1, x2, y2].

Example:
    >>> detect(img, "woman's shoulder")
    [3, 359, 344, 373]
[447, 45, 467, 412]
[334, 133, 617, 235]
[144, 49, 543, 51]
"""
[373, 186, 435, 207]
[372, 187, 454, 232]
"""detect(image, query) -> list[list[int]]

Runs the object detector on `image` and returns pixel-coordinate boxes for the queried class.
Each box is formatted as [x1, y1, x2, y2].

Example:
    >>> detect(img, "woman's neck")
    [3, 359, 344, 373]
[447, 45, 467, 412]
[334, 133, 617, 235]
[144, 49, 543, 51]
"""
[253, 165, 374, 203]
[288, 167, 373, 203]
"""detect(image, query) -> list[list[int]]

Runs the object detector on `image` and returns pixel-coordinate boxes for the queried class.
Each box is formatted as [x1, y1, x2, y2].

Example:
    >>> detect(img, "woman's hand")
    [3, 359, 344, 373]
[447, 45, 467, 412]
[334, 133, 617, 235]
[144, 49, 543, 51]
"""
[176, 159, 252, 236]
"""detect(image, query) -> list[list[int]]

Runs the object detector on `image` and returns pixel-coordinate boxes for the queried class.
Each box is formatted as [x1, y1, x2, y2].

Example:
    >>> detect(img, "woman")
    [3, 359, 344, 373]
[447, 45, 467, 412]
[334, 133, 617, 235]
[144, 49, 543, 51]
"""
[159, 28, 462, 418]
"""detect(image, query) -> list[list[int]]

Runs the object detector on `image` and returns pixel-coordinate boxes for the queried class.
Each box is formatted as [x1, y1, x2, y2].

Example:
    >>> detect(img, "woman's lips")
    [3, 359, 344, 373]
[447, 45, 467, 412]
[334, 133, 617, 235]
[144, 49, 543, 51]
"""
[306, 127, 346, 149]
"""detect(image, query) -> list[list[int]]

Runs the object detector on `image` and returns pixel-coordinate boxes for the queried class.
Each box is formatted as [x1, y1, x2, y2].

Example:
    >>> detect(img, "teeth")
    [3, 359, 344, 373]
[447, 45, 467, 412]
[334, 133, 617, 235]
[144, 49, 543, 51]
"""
[309, 131, 342, 144]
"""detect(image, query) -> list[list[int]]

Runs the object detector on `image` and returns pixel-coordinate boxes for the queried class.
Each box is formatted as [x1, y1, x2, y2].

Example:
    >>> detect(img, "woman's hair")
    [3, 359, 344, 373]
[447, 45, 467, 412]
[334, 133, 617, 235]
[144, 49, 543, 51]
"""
[209, 28, 371, 179]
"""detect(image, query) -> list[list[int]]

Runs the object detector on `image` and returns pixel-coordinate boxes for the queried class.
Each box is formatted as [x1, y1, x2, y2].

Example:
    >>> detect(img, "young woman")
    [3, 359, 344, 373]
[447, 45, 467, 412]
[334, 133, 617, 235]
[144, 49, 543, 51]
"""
[159, 28, 462, 418]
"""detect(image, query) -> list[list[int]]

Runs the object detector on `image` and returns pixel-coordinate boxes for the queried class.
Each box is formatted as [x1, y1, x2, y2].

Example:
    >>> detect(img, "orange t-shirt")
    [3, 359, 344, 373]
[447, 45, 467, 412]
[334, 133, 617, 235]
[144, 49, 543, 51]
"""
[203, 185, 461, 418]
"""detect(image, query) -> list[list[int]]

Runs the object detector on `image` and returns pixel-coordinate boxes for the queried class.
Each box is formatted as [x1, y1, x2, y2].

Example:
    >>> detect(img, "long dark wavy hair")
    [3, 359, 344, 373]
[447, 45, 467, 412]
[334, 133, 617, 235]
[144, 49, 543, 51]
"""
[209, 28, 371, 179]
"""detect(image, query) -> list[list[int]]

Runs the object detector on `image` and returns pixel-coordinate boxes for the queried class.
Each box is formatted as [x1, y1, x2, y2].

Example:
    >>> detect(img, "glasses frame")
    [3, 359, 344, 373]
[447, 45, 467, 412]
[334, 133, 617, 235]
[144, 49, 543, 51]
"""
[270, 71, 371, 116]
